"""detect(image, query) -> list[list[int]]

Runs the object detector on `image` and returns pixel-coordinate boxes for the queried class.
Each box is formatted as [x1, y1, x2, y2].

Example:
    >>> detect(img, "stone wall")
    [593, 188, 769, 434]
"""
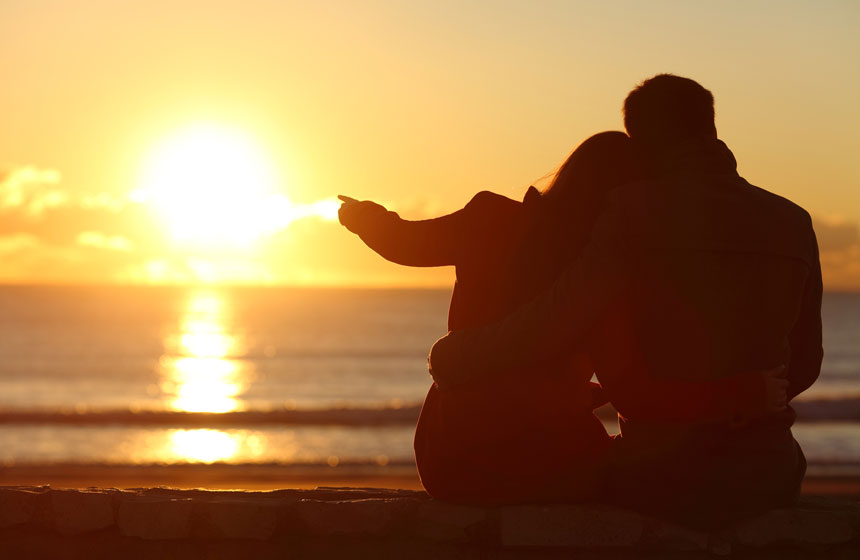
[1, 486, 858, 559]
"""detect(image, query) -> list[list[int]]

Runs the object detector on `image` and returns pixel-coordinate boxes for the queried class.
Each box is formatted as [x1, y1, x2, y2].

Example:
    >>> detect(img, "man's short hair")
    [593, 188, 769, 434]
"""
[623, 74, 716, 146]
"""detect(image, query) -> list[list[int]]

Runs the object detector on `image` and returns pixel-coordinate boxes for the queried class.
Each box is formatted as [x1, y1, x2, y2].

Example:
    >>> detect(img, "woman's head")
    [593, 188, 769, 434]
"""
[505, 131, 639, 302]
[539, 131, 638, 254]
[541, 130, 637, 211]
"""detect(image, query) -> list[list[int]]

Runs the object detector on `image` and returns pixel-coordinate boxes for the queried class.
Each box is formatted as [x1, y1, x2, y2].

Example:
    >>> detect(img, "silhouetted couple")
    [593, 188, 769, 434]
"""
[338, 74, 822, 528]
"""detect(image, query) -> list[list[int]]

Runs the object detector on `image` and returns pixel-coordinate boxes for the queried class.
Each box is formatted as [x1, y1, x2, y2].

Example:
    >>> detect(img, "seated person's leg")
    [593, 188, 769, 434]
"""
[415, 373, 610, 505]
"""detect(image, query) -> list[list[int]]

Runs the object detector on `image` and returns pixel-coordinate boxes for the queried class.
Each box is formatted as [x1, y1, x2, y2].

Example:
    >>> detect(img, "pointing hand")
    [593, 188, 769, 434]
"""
[338, 195, 388, 234]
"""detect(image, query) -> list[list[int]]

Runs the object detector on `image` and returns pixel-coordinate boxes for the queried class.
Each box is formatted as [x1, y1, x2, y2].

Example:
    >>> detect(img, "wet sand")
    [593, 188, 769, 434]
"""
[0, 463, 425, 491]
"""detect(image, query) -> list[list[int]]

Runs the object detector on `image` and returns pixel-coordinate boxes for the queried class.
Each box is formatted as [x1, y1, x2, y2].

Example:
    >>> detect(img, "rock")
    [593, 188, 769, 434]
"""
[0, 487, 48, 528]
[132, 487, 274, 501]
[708, 535, 733, 556]
[194, 499, 279, 540]
[643, 518, 709, 551]
[50, 489, 114, 535]
[0, 484, 858, 557]
[118, 496, 193, 540]
[734, 506, 859, 547]
[499, 504, 645, 548]
[310, 487, 427, 501]
[796, 495, 860, 513]
[408, 500, 487, 541]
[293, 498, 414, 536]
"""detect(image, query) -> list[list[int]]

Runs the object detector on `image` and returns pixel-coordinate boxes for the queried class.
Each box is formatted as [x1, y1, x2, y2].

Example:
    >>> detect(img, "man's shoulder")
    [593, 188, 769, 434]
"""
[741, 180, 813, 226]
[603, 175, 816, 261]
[608, 175, 811, 226]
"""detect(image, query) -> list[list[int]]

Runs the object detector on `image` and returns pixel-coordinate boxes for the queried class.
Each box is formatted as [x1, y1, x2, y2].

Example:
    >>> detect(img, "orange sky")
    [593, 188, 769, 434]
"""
[1, 1, 858, 289]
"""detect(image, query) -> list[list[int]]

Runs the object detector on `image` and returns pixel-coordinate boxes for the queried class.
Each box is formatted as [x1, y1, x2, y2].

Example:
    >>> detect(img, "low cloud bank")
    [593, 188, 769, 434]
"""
[814, 218, 860, 291]
[0, 164, 856, 289]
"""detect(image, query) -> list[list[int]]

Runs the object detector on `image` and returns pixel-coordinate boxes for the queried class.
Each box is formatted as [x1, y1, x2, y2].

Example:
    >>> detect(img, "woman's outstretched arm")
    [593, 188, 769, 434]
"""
[338, 192, 520, 267]
[338, 196, 469, 267]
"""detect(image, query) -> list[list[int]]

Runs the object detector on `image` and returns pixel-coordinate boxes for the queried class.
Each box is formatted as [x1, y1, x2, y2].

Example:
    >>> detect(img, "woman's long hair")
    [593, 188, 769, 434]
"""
[505, 131, 639, 303]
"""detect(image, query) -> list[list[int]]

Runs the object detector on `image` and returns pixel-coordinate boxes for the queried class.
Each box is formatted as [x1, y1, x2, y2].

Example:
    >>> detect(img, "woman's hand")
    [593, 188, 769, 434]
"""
[338, 195, 388, 234]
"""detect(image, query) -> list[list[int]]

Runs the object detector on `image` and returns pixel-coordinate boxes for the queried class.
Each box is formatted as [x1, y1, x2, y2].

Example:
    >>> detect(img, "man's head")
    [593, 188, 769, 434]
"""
[623, 74, 717, 149]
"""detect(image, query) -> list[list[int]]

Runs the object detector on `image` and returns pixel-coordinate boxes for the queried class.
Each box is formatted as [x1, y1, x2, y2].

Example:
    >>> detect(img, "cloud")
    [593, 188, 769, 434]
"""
[0, 233, 40, 255]
[76, 231, 135, 252]
[0, 163, 857, 289]
[814, 217, 860, 291]
[0, 165, 166, 282]
[814, 218, 859, 252]
[0, 164, 133, 215]
[80, 192, 131, 212]
[0, 233, 87, 283]
[0, 164, 163, 243]
[0, 166, 66, 216]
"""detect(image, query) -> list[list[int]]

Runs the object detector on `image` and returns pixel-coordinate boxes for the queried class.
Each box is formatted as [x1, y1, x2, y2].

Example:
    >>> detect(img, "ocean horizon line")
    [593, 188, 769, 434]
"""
[0, 282, 856, 294]
[0, 282, 453, 291]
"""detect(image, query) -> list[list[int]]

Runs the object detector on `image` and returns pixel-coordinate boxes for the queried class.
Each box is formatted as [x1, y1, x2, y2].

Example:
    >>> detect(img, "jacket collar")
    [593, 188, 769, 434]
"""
[642, 137, 738, 178]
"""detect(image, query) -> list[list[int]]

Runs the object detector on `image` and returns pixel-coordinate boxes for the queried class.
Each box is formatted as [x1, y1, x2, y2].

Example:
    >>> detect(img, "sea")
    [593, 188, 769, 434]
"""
[0, 286, 857, 474]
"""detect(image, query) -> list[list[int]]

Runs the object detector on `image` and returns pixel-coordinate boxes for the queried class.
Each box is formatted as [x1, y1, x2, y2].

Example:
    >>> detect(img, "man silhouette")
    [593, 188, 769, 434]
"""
[428, 74, 822, 526]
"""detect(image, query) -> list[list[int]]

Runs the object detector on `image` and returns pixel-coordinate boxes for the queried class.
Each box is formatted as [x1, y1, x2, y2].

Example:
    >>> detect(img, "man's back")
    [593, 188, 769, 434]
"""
[593, 140, 822, 525]
[595, 141, 820, 408]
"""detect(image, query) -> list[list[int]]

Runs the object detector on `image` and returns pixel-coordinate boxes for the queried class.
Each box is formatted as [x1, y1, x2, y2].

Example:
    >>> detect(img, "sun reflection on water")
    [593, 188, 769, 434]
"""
[180, 329, 233, 358]
[169, 357, 243, 413]
[169, 429, 240, 463]
[160, 291, 252, 413]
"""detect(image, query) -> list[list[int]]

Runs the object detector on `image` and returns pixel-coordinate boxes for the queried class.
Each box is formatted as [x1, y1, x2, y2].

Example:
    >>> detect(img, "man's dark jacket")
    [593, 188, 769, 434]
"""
[429, 138, 822, 526]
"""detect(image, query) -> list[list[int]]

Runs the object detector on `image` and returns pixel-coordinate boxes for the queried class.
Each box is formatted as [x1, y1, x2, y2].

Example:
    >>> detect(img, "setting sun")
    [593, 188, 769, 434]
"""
[131, 122, 341, 284]
[137, 123, 282, 249]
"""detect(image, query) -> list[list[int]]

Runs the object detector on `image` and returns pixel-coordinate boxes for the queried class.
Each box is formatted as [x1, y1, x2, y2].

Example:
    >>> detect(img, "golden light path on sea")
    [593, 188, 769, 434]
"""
[168, 429, 240, 463]
[162, 291, 248, 414]
[158, 291, 255, 463]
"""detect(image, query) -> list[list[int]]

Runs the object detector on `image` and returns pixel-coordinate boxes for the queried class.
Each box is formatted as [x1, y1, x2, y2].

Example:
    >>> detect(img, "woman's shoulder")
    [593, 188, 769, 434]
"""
[463, 190, 524, 219]
[454, 191, 531, 256]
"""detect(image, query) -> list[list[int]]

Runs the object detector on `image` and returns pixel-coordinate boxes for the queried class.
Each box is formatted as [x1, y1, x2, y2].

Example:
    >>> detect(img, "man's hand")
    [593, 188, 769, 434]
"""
[763, 365, 789, 413]
[338, 195, 388, 234]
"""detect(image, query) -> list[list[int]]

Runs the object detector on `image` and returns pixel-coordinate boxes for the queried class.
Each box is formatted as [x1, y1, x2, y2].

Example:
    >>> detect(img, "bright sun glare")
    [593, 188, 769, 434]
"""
[138, 123, 314, 249]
